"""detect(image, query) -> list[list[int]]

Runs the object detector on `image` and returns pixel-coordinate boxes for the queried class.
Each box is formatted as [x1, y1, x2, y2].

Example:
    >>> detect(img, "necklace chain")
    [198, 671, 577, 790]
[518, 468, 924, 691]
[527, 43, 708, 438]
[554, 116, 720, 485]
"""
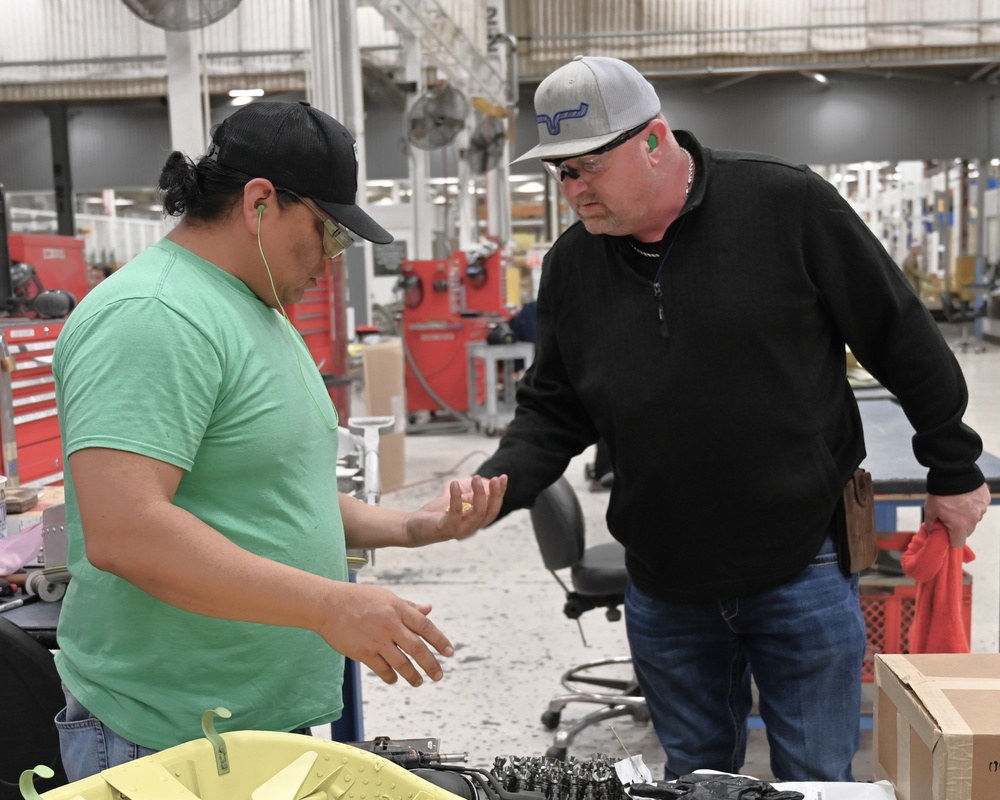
[628, 147, 696, 258]
[629, 241, 660, 258]
[681, 147, 695, 198]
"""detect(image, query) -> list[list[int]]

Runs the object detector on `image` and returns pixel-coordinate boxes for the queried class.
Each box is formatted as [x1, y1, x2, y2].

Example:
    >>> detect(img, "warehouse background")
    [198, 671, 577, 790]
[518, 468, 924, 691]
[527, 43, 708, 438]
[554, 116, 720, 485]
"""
[5, 2, 1000, 328]
[1, 70, 997, 188]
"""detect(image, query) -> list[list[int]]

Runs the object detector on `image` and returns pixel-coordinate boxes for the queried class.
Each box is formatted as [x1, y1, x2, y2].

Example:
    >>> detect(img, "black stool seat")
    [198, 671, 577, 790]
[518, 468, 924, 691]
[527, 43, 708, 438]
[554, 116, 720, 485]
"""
[572, 542, 627, 595]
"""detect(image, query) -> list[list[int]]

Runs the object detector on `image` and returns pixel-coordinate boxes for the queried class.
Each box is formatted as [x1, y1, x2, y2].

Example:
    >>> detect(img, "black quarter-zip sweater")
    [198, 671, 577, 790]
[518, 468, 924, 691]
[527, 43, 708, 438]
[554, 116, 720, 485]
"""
[477, 132, 984, 602]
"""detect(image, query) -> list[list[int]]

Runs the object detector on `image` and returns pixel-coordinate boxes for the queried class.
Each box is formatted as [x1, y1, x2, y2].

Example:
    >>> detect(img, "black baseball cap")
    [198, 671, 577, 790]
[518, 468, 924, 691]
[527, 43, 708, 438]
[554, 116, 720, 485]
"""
[208, 100, 392, 244]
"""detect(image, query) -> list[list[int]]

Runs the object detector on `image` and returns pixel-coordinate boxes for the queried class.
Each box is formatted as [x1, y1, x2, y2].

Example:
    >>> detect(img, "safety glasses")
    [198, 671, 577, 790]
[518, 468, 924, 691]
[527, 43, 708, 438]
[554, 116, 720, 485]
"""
[542, 119, 654, 183]
[286, 191, 356, 259]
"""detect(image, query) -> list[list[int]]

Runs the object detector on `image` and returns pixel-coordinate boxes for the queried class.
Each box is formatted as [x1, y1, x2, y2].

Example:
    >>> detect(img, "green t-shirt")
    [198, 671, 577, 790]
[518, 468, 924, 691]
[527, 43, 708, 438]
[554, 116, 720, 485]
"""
[52, 238, 347, 750]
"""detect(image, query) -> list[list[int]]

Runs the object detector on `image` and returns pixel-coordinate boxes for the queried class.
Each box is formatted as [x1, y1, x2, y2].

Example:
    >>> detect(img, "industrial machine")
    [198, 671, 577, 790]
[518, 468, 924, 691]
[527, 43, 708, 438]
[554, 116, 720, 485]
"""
[399, 241, 516, 420]
[6, 235, 86, 318]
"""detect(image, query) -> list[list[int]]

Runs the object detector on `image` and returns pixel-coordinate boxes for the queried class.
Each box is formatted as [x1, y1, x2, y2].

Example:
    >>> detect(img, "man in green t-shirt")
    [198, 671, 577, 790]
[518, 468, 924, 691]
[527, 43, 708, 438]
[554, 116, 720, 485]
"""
[52, 100, 507, 782]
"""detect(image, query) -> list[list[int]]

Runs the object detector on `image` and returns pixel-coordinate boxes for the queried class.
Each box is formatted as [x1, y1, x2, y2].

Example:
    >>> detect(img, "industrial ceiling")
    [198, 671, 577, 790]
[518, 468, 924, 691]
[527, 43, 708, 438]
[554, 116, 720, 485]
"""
[3, 1, 1000, 104]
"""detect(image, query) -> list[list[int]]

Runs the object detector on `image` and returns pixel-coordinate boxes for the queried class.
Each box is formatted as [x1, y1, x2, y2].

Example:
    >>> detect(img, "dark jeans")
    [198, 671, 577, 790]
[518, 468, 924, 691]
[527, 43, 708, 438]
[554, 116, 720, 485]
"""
[625, 536, 866, 781]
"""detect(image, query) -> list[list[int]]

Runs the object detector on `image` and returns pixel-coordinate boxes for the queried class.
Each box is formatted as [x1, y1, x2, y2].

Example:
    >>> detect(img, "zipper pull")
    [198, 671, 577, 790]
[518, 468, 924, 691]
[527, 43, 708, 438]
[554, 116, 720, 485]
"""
[653, 282, 670, 338]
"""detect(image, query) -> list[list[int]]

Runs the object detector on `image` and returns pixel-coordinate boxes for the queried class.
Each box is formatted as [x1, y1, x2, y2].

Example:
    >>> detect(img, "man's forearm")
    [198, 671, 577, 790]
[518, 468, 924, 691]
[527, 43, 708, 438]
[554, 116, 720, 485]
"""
[86, 498, 341, 634]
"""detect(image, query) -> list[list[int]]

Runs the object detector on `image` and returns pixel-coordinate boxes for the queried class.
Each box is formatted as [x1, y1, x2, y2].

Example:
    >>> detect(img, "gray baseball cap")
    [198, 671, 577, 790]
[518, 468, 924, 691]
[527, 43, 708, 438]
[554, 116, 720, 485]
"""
[511, 56, 661, 164]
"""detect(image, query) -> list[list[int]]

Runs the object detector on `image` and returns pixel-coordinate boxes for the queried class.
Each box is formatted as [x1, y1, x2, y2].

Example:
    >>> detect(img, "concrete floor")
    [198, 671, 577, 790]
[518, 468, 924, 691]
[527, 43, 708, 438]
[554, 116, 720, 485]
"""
[352, 327, 1000, 784]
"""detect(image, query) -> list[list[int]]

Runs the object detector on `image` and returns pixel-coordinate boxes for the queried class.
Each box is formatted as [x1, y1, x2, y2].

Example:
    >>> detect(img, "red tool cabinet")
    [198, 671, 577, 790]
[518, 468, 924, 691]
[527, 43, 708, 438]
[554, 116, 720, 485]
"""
[284, 256, 351, 418]
[0, 320, 65, 486]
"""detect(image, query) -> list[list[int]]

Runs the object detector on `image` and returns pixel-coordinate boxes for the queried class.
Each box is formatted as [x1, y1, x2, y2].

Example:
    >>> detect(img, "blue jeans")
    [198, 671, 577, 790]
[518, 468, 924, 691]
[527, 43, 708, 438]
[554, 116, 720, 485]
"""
[625, 536, 866, 781]
[55, 687, 159, 783]
[54, 687, 315, 783]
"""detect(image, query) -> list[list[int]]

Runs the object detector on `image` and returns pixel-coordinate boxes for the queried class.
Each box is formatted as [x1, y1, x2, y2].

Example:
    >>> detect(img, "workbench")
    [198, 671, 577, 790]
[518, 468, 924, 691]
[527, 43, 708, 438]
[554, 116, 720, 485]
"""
[0, 485, 64, 646]
[857, 398, 1000, 515]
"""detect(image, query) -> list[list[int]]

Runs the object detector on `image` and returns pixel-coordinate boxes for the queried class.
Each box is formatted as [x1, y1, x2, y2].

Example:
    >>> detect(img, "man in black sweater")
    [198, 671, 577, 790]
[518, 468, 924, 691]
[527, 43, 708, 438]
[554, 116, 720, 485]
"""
[470, 56, 990, 781]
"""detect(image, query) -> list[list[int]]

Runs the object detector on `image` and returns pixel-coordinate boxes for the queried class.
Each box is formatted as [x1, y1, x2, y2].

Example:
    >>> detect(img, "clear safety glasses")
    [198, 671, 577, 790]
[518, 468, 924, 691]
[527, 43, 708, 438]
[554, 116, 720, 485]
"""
[542, 119, 654, 183]
[287, 191, 356, 260]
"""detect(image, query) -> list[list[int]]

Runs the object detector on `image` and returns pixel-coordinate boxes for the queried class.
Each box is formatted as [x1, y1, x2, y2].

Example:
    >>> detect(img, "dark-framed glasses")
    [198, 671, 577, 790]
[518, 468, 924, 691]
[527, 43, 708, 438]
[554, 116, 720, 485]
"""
[285, 191, 356, 259]
[542, 119, 654, 183]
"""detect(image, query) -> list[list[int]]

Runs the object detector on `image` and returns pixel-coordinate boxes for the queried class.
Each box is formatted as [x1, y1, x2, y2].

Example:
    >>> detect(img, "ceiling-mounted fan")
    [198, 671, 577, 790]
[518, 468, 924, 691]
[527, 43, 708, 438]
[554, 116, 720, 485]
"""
[406, 84, 470, 151]
[121, 0, 243, 31]
[467, 116, 507, 174]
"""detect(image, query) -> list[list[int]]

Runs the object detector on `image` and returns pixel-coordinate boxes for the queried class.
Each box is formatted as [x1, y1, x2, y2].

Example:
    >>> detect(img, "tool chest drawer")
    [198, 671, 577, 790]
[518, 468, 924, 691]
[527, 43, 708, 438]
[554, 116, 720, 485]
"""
[1, 321, 64, 486]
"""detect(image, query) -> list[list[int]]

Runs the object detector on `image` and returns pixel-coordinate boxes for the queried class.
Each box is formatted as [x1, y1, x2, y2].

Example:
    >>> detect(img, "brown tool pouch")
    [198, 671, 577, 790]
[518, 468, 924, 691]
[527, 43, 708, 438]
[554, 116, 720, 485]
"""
[837, 468, 878, 575]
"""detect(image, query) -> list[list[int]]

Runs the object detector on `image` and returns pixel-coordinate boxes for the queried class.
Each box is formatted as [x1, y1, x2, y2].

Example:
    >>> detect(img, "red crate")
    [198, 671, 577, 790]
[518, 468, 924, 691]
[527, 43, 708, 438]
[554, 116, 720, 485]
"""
[859, 574, 973, 682]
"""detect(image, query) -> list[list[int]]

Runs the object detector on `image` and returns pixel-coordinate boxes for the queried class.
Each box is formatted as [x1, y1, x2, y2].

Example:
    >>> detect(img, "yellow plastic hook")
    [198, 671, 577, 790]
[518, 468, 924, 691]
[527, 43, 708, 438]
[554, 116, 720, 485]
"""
[201, 706, 233, 775]
[19, 765, 54, 800]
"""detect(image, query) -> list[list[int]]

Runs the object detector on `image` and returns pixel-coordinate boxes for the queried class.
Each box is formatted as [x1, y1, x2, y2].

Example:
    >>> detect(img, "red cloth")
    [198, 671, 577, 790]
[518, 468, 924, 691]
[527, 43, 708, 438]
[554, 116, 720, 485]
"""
[900, 522, 975, 654]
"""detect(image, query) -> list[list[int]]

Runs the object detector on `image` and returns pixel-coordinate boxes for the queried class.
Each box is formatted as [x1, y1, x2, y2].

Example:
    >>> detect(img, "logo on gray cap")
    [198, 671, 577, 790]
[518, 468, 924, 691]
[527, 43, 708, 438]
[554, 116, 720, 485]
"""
[536, 102, 590, 136]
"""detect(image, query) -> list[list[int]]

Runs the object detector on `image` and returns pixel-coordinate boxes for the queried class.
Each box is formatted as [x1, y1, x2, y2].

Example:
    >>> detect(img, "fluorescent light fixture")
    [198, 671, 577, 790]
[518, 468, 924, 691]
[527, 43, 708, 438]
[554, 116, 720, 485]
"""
[114, 198, 135, 206]
[228, 89, 264, 97]
[516, 181, 545, 193]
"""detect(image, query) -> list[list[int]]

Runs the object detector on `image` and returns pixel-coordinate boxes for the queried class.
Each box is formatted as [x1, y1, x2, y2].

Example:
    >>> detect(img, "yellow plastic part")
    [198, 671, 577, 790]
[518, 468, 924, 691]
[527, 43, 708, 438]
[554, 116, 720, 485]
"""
[36, 730, 468, 800]
[201, 707, 232, 775]
[250, 751, 317, 800]
[20, 766, 54, 800]
[101, 761, 203, 799]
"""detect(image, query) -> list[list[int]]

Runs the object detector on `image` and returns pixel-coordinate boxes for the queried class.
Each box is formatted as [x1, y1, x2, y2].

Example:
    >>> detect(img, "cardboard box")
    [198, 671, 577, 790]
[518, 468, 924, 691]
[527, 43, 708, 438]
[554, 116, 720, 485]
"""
[359, 339, 407, 492]
[874, 653, 1000, 800]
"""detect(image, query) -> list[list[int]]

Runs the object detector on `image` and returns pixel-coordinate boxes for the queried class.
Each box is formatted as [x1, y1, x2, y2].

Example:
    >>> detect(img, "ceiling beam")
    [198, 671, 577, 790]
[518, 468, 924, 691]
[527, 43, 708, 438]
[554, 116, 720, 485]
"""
[365, 0, 509, 109]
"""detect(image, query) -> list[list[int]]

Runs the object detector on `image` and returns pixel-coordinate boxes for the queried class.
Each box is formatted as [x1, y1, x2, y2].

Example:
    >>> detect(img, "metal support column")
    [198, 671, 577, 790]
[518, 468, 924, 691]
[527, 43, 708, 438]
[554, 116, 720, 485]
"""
[310, 0, 377, 326]
[456, 128, 474, 251]
[165, 31, 206, 159]
[309, 0, 344, 119]
[403, 34, 432, 259]
[43, 103, 75, 238]
[0, 184, 13, 312]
